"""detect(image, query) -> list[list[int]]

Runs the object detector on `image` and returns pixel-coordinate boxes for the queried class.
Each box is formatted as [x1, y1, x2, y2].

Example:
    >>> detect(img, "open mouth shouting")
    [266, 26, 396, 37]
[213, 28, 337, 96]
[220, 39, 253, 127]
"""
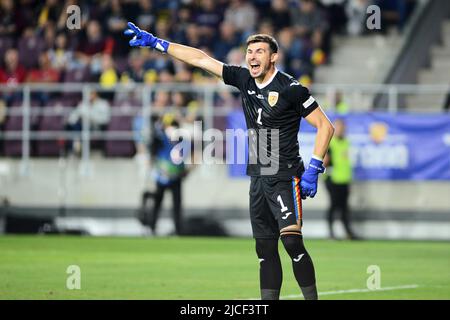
[249, 62, 261, 75]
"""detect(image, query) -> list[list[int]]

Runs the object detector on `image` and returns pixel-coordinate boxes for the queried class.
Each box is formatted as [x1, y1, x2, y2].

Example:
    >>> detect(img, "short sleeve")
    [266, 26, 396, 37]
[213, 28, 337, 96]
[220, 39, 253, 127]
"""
[222, 64, 251, 90]
[283, 84, 319, 118]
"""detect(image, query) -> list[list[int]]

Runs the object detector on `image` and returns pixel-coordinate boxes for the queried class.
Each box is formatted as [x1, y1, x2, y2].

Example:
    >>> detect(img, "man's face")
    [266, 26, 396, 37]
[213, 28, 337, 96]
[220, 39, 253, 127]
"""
[246, 42, 275, 79]
[5, 49, 18, 68]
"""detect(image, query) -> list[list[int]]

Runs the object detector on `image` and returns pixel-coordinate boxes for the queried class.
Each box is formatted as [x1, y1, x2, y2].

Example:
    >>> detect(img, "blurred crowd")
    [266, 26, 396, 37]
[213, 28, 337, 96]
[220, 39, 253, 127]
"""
[0, 0, 415, 157]
[0, 0, 415, 90]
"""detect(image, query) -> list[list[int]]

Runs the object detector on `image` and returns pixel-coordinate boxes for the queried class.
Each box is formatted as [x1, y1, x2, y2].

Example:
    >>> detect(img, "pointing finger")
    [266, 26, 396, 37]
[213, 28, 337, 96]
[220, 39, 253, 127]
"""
[127, 22, 141, 33]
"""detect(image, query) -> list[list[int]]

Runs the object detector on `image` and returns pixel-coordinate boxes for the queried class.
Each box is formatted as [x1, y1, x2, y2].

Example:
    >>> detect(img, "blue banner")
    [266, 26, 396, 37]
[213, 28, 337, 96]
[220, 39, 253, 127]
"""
[227, 111, 450, 180]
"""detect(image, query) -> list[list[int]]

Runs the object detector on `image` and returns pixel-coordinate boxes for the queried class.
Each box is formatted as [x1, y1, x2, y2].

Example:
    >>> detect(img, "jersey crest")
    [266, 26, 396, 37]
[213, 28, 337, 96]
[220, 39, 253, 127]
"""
[268, 91, 279, 107]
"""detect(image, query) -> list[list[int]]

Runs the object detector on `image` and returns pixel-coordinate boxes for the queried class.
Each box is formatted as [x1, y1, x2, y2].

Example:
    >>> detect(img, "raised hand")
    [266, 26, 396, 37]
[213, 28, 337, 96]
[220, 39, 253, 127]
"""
[124, 22, 169, 53]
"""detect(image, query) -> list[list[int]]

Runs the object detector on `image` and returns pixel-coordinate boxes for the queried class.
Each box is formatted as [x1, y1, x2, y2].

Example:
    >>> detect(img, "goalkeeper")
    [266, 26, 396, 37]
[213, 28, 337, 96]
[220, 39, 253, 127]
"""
[124, 22, 334, 300]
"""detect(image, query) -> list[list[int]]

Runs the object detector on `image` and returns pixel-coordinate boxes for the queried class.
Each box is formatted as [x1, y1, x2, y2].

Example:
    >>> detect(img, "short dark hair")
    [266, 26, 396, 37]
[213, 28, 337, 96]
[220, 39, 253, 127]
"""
[246, 34, 279, 53]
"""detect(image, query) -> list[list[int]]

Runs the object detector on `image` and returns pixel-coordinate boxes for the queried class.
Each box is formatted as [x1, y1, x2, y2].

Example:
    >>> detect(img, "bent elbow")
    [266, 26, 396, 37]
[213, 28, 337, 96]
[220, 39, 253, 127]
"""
[329, 122, 335, 137]
[322, 121, 335, 138]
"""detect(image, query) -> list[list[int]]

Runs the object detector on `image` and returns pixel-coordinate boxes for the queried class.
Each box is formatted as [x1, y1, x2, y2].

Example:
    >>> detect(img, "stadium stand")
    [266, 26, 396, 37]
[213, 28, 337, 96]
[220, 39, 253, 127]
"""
[0, 0, 418, 157]
[406, 20, 450, 111]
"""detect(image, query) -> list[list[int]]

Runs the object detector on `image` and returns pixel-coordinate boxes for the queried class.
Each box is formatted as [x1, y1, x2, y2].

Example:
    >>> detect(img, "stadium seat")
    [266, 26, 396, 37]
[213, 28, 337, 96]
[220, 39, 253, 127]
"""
[57, 96, 80, 109]
[60, 67, 90, 107]
[35, 100, 66, 157]
[10, 98, 41, 127]
[104, 106, 136, 157]
[3, 107, 24, 157]
[4, 99, 48, 157]
[112, 97, 142, 109]
[63, 67, 90, 83]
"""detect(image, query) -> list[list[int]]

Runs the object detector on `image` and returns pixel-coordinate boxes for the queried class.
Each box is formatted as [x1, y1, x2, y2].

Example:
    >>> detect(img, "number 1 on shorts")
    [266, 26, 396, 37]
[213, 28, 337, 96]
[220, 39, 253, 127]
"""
[277, 195, 288, 212]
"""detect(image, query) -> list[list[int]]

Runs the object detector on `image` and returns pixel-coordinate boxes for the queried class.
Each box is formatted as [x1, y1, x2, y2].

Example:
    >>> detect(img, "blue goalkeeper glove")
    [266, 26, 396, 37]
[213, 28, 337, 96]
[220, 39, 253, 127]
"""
[123, 22, 170, 53]
[300, 156, 326, 199]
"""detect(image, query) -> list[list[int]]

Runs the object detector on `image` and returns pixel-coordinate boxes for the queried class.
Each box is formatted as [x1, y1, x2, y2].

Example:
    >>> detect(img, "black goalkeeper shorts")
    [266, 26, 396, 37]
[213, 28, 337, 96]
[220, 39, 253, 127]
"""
[249, 175, 304, 239]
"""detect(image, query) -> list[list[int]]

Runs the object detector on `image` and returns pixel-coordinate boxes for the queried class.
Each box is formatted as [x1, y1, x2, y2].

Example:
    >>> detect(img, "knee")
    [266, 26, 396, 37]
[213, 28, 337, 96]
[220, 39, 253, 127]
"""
[255, 238, 279, 259]
[280, 234, 307, 258]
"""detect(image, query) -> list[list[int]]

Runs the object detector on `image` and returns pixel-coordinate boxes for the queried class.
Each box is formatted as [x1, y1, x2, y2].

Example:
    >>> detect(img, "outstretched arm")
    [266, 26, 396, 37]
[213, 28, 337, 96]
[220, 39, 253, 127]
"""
[124, 22, 224, 78]
[167, 43, 223, 78]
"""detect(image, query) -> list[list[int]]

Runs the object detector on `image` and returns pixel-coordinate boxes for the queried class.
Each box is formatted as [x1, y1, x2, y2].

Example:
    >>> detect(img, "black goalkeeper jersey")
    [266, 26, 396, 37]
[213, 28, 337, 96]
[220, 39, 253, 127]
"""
[222, 64, 318, 177]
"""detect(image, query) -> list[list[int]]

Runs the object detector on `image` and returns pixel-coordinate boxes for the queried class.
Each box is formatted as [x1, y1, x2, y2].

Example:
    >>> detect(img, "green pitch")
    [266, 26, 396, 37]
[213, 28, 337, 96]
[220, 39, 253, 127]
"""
[0, 235, 449, 300]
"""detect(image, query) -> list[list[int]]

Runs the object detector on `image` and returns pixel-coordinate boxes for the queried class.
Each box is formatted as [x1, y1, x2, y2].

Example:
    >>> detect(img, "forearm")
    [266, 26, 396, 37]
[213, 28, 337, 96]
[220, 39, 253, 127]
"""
[312, 122, 334, 160]
[167, 43, 223, 77]
[168, 43, 205, 68]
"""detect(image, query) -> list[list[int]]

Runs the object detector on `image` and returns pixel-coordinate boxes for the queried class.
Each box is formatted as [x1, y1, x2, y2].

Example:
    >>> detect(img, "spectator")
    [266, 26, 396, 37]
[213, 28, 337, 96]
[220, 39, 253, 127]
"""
[213, 22, 240, 62]
[122, 49, 145, 83]
[277, 27, 307, 77]
[43, 23, 57, 51]
[175, 64, 194, 83]
[27, 52, 59, 83]
[48, 32, 74, 71]
[172, 91, 199, 124]
[325, 90, 350, 114]
[224, 0, 258, 38]
[0, 0, 17, 37]
[76, 20, 112, 75]
[0, 48, 27, 84]
[226, 47, 246, 67]
[292, 0, 329, 51]
[156, 68, 175, 83]
[261, 0, 292, 31]
[259, 17, 277, 35]
[320, 0, 348, 35]
[103, 0, 129, 57]
[194, 0, 224, 47]
[98, 54, 118, 102]
[144, 50, 176, 75]
[152, 90, 171, 121]
[154, 18, 171, 41]
[14, 0, 36, 37]
[135, 0, 157, 32]
[172, 4, 193, 43]
[66, 90, 111, 154]
[346, 0, 370, 36]
[17, 26, 47, 69]
[132, 90, 172, 158]
[83, 0, 109, 23]
[0, 48, 27, 104]
[324, 118, 358, 240]
[334, 91, 350, 114]
[183, 23, 204, 48]
[37, 0, 63, 30]
[27, 51, 60, 105]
